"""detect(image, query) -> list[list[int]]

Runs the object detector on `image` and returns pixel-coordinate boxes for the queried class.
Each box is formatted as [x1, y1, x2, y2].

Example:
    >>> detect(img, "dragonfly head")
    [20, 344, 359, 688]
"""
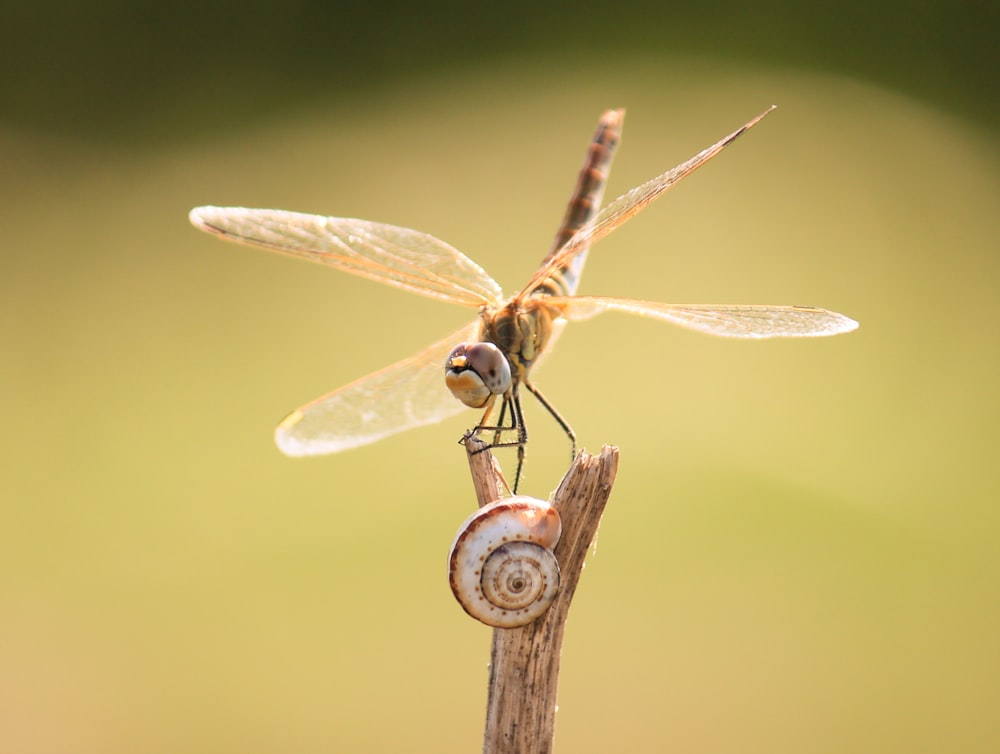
[445, 342, 512, 408]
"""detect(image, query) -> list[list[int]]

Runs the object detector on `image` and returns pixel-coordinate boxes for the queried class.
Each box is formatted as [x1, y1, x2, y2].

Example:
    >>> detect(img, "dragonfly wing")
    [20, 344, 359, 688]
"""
[190, 206, 503, 307]
[521, 107, 776, 298]
[557, 296, 859, 338]
[276, 321, 481, 456]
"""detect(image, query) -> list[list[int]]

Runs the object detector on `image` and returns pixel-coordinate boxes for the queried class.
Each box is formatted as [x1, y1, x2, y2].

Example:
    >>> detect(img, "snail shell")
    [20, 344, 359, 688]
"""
[448, 496, 562, 628]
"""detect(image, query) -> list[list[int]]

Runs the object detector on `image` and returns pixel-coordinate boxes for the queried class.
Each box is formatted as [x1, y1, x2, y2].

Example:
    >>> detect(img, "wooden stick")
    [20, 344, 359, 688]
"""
[462, 436, 620, 754]
[463, 433, 511, 508]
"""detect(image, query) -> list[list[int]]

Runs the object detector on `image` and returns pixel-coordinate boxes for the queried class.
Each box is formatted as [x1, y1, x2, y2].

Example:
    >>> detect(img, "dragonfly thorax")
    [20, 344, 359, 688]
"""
[481, 299, 560, 383]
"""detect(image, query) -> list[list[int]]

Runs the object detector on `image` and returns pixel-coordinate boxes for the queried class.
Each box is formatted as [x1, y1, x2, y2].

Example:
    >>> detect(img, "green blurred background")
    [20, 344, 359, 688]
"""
[2, 2, 998, 752]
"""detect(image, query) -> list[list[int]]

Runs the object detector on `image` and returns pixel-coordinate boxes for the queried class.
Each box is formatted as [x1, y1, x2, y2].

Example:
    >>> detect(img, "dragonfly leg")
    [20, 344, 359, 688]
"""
[471, 394, 523, 446]
[523, 380, 576, 462]
[509, 390, 527, 494]
[467, 390, 529, 493]
[492, 395, 509, 447]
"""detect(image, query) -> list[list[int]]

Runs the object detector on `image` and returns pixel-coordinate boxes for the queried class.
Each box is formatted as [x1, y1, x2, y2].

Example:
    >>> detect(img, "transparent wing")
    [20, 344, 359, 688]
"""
[556, 296, 859, 338]
[190, 206, 503, 307]
[276, 321, 481, 456]
[520, 107, 775, 299]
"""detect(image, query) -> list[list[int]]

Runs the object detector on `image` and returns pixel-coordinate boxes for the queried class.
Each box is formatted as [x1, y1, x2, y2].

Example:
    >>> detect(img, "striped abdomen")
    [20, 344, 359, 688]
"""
[530, 108, 624, 300]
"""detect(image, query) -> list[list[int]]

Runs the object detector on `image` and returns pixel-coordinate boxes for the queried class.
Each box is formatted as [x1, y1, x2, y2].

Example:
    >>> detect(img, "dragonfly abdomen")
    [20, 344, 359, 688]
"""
[534, 108, 624, 299]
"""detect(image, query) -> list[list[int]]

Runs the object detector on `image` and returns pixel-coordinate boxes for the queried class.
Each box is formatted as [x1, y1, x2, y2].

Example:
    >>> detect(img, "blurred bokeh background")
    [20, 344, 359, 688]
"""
[2, 2, 997, 752]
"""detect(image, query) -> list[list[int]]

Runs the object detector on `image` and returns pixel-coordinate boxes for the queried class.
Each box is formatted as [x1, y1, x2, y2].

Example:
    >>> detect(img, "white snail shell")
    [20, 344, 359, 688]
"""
[444, 341, 512, 409]
[448, 496, 562, 628]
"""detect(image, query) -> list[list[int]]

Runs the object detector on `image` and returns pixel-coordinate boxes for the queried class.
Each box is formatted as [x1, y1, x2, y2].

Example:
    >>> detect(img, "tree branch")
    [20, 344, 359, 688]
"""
[462, 437, 620, 754]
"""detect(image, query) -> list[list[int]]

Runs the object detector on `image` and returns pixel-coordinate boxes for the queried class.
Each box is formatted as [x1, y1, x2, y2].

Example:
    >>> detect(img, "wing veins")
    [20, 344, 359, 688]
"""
[190, 207, 501, 307]
[555, 296, 859, 338]
[520, 106, 776, 298]
[275, 321, 481, 456]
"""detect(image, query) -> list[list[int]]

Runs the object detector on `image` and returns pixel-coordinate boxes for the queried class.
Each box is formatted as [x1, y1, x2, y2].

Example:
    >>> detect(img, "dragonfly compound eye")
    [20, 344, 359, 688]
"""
[444, 342, 512, 409]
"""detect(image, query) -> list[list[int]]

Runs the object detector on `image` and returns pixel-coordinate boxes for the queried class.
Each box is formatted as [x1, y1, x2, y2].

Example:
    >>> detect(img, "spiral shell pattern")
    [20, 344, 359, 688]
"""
[448, 496, 562, 628]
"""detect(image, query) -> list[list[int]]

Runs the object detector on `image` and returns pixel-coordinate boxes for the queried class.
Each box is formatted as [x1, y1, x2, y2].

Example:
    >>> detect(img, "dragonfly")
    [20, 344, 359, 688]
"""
[189, 106, 858, 490]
